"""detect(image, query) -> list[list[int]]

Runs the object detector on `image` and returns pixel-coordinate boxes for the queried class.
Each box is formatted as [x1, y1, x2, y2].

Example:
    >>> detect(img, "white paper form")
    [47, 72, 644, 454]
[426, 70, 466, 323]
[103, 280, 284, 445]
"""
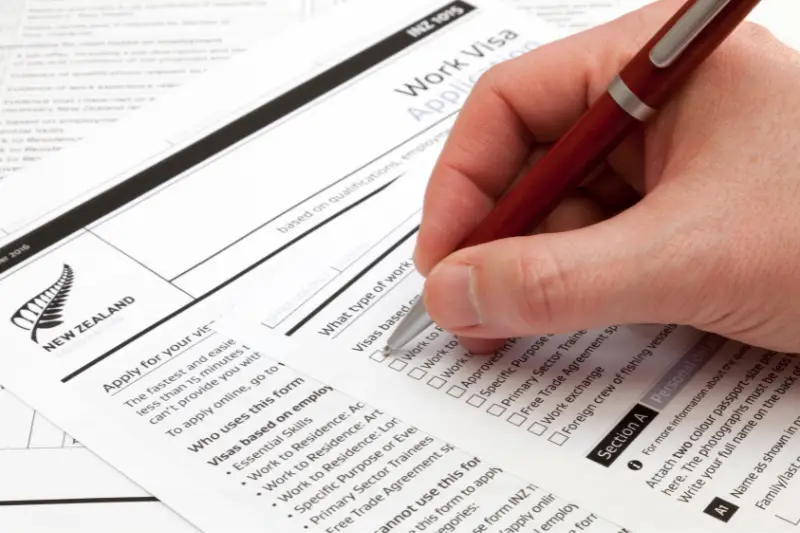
[0, 0, 791, 213]
[0, 0, 363, 180]
[0, 1, 791, 530]
[0, 0, 429, 524]
[0, 0, 615, 524]
[0, 1, 364, 527]
[505, 0, 644, 31]
[0, 2, 634, 531]
[222, 204, 800, 532]
[0, 0, 683, 187]
[0, 0, 615, 181]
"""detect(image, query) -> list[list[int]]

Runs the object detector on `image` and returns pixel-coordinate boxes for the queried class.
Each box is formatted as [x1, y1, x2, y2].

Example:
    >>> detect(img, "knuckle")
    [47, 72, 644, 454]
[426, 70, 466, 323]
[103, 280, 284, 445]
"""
[737, 21, 776, 46]
[516, 245, 569, 330]
[719, 22, 780, 65]
[692, 22, 783, 87]
[473, 62, 508, 91]
[472, 62, 523, 108]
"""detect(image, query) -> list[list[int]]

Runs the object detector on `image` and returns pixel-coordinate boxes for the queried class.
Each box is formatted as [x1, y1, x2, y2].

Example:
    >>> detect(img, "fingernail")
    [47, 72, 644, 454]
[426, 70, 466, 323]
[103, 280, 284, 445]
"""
[426, 263, 482, 329]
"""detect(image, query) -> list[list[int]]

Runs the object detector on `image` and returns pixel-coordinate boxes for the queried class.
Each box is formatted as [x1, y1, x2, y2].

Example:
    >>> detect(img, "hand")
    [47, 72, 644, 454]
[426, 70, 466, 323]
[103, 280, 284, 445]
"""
[413, 0, 800, 354]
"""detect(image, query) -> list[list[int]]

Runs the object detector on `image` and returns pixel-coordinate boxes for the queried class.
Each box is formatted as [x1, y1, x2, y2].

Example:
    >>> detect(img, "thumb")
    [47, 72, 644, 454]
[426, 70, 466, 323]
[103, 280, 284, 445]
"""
[423, 199, 699, 339]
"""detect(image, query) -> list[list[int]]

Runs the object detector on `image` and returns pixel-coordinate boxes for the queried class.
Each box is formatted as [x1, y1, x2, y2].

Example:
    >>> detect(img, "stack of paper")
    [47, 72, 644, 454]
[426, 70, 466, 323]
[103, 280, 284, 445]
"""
[0, 1, 796, 532]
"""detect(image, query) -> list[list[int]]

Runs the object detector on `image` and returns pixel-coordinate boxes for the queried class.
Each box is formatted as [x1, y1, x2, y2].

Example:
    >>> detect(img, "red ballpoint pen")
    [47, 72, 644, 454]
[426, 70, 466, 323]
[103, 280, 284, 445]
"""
[385, 0, 763, 352]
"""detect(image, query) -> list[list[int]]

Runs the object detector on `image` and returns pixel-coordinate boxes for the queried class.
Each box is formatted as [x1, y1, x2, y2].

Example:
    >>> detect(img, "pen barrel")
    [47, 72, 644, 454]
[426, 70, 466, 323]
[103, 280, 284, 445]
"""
[459, 92, 634, 248]
[620, 0, 763, 109]
[457, 0, 763, 252]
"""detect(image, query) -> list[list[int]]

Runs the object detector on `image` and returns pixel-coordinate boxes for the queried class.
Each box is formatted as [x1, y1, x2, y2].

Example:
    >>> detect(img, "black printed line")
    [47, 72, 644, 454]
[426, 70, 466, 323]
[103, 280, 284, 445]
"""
[0, 1, 475, 275]
[0, 497, 159, 507]
[170, 112, 455, 282]
[286, 226, 418, 336]
[61, 178, 398, 382]
[110, 332, 218, 396]
[331, 270, 414, 339]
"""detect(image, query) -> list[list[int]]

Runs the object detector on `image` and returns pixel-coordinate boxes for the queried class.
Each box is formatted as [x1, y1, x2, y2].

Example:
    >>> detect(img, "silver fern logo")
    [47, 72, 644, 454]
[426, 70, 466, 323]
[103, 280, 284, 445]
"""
[10, 264, 75, 343]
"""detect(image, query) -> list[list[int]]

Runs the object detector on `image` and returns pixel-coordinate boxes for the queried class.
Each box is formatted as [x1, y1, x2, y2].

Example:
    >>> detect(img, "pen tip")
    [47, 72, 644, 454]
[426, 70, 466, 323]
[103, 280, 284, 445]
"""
[382, 345, 393, 356]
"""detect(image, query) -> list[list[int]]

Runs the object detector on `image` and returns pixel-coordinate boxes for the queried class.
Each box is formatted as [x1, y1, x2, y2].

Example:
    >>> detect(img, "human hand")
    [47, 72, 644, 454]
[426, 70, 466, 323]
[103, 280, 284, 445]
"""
[413, 0, 800, 354]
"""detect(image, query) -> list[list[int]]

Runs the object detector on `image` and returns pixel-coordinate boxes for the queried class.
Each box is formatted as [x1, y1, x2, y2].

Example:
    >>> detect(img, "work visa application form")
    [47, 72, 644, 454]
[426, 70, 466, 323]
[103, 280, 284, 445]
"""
[0, 1, 672, 531]
[0, 0, 797, 532]
[213, 5, 800, 533]
[0, 1, 631, 532]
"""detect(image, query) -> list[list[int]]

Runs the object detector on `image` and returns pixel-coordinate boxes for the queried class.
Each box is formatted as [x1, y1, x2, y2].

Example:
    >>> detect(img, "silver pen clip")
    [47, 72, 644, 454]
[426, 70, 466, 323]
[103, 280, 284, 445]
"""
[649, 0, 732, 68]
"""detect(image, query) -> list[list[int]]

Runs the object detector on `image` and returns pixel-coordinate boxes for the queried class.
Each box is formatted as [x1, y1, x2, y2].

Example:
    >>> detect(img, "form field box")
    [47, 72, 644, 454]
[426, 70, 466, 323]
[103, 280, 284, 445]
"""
[427, 377, 446, 389]
[389, 359, 408, 371]
[370, 350, 388, 363]
[487, 404, 506, 417]
[548, 432, 568, 446]
[507, 413, 527, 427]
[408, 368, 427, 380]
[447, 386, 465, 398]
[261, 270, 337, 328]
[466, 395, 485, 407]
[94, 82, 418, 294]
[528, 422, 547, 436]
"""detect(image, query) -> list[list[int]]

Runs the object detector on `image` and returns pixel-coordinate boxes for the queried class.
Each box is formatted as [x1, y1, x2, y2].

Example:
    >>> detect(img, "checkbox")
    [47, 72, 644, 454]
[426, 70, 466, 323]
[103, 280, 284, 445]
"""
[408, 368, 427, 380]
[428, 376, 446, 389]
[466, 395, 485, 407]
[507, 413, 527, 427]
[487, 404, 506, 417]
[389, 359, 408, 371]
[447, 386, 466, 398]
[548, 432, 569, 446]
[370, 350, 388, 363]
[528, 422, 547, 436]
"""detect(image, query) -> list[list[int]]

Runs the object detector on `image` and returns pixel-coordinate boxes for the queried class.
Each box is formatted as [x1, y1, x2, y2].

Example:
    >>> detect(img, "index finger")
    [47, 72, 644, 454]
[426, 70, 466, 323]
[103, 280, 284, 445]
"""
[413, 0, 679, 275]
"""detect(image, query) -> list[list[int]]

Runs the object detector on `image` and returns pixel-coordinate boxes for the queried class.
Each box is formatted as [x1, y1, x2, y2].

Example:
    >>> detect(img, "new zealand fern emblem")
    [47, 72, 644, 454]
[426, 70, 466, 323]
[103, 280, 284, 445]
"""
[10, 264, 75, 343]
